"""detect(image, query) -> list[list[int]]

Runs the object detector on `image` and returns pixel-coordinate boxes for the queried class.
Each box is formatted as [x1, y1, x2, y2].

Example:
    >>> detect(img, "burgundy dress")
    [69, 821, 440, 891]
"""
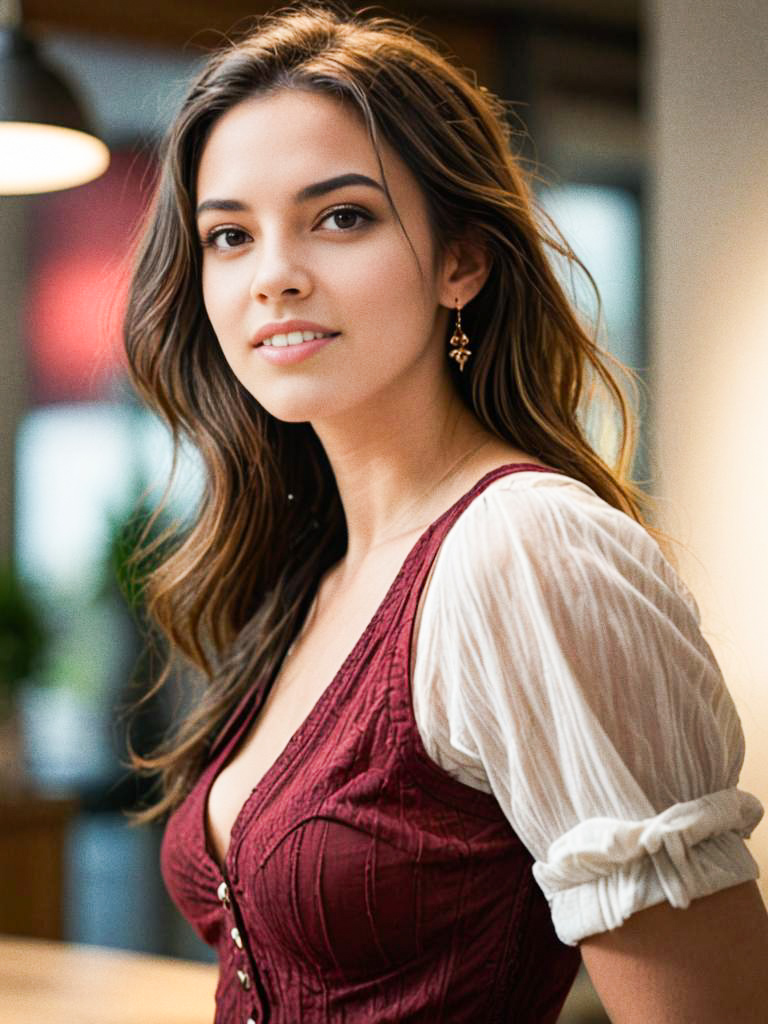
[161, 462, 581, 1023]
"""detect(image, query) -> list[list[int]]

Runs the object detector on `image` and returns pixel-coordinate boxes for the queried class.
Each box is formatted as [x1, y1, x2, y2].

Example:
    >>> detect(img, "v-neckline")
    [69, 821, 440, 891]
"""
[199, 461, 555, 874]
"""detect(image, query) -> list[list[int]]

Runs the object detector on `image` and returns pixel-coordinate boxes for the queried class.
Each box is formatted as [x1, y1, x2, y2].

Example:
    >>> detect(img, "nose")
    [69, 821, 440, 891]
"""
[248, 233, 312, 303]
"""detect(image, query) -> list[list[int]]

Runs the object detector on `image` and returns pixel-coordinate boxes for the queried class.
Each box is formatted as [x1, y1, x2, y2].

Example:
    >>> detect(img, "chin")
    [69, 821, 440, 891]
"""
[247, 390, 340, 425]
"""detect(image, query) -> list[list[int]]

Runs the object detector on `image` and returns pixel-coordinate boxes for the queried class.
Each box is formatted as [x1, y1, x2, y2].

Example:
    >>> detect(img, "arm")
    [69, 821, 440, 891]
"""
[421, 475, 767, 1003]
[581, 880, 768, 1023]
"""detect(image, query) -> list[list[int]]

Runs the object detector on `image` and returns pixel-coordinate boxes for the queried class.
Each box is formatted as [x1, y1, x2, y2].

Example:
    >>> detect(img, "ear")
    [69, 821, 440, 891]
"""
[436, 233, 492, 309]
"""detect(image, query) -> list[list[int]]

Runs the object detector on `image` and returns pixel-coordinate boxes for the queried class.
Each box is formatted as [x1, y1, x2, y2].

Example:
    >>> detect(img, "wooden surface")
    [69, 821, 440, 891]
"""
[0, 936, 217, 1024]
[0, 791, 79, 939]
[0, 935, 608, 1023]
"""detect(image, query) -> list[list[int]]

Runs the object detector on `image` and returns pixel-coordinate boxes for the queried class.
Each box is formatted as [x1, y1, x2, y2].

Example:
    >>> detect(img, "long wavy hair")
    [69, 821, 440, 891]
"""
[123, 1, 667, 821]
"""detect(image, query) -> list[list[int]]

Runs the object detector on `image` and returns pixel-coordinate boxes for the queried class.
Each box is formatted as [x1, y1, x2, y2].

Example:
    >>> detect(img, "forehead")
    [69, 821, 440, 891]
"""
[196, 88, 402, 201]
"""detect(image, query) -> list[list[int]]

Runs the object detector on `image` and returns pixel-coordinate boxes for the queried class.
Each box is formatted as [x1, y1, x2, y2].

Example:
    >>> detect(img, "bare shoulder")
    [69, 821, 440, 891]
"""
[478, 441, 552, 471]
[467, 442, 580, 507]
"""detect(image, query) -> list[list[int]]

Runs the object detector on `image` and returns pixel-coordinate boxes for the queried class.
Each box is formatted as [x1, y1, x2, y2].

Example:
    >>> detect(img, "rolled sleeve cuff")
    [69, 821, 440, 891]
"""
[531, 788, 764, 946]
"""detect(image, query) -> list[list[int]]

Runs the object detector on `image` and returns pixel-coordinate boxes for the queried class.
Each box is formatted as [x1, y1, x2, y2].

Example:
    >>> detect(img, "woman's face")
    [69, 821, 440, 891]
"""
[195, 88, 458, 426]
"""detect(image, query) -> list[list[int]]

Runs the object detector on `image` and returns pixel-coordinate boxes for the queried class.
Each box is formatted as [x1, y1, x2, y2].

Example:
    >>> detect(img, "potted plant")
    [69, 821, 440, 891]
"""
[0, 560, 50, 787]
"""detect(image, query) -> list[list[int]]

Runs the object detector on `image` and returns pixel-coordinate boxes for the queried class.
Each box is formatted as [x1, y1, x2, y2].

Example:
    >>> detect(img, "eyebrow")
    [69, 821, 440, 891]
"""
[195, 172, 385, 217]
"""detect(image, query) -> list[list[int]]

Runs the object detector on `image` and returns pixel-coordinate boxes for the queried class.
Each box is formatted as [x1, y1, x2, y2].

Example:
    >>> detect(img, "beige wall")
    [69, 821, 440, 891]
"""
[648, 0, 768, 892]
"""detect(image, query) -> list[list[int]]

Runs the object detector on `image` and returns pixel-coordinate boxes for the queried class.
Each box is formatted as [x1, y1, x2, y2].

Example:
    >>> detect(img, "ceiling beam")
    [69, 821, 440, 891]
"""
[22, 1, 638, 52]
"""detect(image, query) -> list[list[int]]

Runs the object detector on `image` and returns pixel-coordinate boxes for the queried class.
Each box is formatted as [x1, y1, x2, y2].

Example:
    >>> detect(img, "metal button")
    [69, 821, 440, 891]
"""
[236, 968, 252, 991]
[217, 881, 231, 909]
[230, 926, 244, 949]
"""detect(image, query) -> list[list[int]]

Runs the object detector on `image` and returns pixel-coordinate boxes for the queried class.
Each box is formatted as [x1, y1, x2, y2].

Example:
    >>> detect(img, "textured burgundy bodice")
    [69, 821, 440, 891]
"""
[161, 462, 581, 1023]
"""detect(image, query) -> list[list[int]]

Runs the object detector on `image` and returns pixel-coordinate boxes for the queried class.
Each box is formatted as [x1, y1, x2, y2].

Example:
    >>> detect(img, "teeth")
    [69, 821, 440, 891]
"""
[262, 330, 333, 347]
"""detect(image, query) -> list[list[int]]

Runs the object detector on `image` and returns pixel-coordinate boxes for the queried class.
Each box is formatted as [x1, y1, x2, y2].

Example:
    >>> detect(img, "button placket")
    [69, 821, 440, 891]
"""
[216, 870, 269, 1023]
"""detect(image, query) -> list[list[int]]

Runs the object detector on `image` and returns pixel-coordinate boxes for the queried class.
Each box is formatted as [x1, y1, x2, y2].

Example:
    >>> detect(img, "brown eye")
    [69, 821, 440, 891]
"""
[202, 227, 251, 250]
[319, 205, 373, 231]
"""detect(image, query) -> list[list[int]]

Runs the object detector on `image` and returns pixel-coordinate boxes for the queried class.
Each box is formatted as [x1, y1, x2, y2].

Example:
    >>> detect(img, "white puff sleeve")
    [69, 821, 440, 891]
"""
[411, 471, 764, 946]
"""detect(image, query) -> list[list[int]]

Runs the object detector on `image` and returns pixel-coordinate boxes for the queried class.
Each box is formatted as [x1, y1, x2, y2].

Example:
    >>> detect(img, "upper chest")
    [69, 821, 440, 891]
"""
[204, 448, 545, 865]
[205, 527, 443, 865]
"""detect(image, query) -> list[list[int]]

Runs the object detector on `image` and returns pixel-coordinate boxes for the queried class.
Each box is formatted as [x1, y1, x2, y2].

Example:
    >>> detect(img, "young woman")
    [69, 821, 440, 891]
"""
[123, 4, 768, 1021]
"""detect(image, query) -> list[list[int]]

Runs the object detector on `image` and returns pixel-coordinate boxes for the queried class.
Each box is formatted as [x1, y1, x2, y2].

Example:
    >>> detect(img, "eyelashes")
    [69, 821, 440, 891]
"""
[319, 204, 374, 232]
[199, 204, 375, 251]
[199, 226, 250, 250]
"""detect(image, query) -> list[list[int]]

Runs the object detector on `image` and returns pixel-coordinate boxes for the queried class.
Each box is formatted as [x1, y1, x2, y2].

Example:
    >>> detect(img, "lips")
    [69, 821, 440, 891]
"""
[256, 332, 338, 348]
[251, 320, 340, 347]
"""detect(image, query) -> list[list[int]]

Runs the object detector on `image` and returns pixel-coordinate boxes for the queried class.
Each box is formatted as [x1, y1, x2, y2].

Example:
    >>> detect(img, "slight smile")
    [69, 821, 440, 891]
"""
[251, 319, 340, 347]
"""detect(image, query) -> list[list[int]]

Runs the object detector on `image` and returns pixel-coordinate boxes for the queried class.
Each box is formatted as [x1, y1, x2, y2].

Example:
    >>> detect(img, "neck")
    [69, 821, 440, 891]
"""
[314, 392, 494, 571]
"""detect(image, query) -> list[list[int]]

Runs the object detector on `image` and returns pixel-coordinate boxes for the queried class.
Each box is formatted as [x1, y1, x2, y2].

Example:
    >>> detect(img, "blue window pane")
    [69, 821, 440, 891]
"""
[15, 401, 203, 593]
[538, 184, 643, 371]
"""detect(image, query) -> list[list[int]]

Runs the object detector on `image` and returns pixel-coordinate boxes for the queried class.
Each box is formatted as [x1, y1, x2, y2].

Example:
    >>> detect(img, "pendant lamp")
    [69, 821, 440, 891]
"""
[0, 1, 110, 194]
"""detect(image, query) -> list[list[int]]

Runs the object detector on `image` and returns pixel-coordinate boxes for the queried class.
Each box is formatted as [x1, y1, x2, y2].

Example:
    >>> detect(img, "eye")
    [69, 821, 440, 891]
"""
[200, 226, 251, 251]
[317, 204, 374, 232]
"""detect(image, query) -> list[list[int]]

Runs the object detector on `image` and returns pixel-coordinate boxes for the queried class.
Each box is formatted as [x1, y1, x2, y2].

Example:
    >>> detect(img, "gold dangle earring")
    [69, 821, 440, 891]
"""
[448, 297, 472, 372]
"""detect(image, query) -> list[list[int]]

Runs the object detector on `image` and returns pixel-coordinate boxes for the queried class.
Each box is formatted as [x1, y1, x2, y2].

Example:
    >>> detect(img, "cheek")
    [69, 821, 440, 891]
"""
[350, 251, 433, 335]
[201, 262, 246, 338]
[201, 265, 223, 331]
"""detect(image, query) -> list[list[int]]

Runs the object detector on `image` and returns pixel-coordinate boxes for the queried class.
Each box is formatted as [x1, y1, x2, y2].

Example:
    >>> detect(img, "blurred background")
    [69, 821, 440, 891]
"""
[1, 1, 766, 1021]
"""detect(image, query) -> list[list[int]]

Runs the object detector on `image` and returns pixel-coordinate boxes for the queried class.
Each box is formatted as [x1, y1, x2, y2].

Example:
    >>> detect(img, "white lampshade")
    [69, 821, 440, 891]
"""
[0, 122, 110, 193]
[0, 23, 110, 194]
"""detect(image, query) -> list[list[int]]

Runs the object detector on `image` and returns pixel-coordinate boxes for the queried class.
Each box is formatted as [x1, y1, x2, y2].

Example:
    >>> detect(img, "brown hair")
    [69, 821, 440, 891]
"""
[123, 1, 667, 821]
